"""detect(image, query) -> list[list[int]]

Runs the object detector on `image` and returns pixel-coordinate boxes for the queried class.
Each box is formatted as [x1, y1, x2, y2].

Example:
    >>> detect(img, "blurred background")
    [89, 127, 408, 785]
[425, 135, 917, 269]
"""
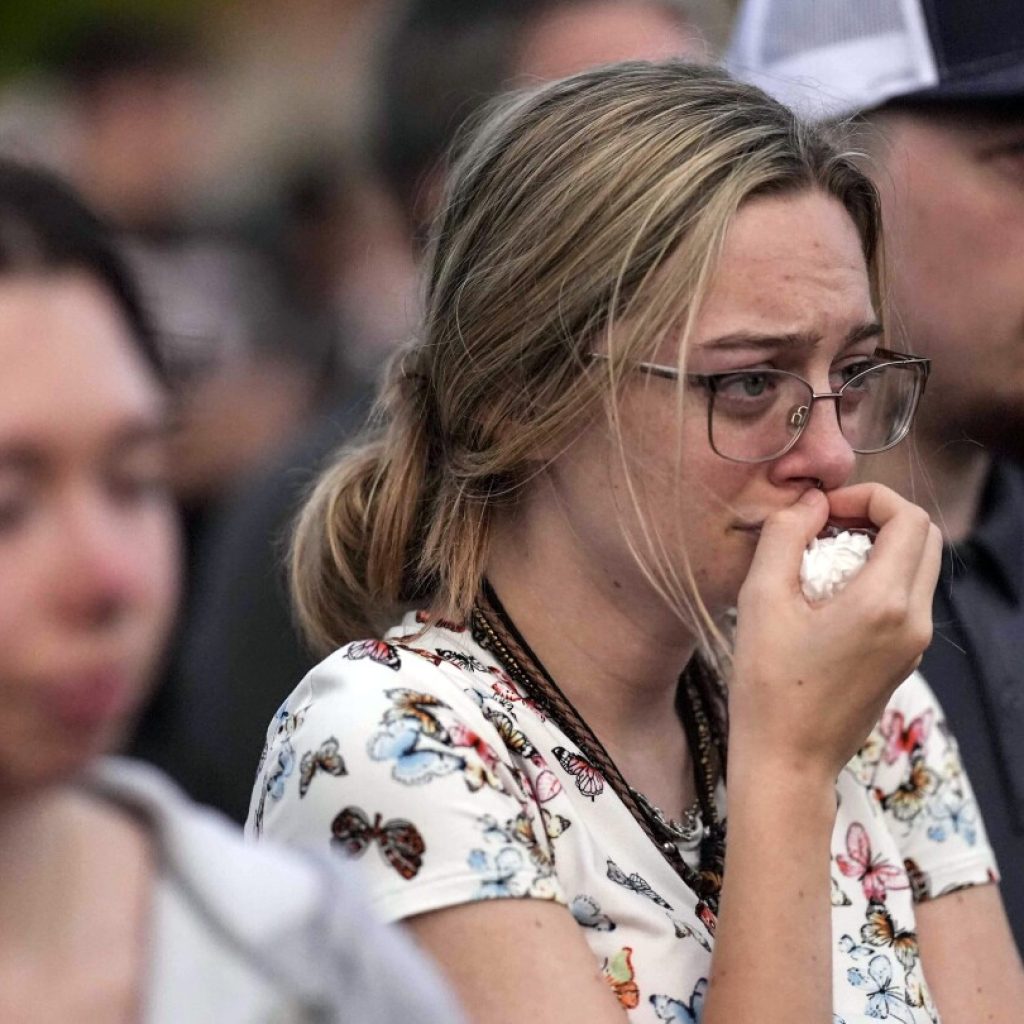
[0, 0, 740, 819]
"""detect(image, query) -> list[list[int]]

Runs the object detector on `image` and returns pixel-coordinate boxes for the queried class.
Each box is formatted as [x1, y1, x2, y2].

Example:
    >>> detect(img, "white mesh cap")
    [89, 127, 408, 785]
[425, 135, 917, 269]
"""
[728, 0, 940, 122]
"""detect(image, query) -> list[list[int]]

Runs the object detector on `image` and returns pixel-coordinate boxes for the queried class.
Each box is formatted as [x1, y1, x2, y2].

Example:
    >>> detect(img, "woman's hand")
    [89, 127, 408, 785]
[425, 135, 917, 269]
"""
[730, 482, 942, 783]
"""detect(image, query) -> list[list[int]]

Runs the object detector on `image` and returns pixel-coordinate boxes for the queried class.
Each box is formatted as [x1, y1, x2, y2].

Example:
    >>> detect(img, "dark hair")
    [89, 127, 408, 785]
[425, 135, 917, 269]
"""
[0, 160, 163, 380]
[371, 0, 693, 236]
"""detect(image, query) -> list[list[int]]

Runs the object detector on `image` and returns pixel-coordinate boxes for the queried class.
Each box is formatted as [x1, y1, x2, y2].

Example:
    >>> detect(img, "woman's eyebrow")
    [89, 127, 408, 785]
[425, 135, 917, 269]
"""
[700, 321, 882, 353]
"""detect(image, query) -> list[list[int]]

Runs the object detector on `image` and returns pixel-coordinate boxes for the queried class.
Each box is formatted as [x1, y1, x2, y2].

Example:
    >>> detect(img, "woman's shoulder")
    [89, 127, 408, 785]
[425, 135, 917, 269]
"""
[265, 611, 525, 752]
[89, 758, 468, 1023]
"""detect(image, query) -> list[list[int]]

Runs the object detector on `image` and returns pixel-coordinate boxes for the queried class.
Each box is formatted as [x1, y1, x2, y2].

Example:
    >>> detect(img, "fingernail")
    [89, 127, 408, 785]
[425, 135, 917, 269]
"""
[799, 488, 821, 505]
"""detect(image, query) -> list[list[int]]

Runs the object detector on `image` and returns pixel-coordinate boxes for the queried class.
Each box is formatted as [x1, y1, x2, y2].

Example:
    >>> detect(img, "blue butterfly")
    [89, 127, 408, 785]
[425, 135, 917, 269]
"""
[926, 792, 978, 846]
[266, 740, 296, 800]
[468, 847, 527, 899]
[368, 720, 464, 784]
[650, 978, 707, 1023]
[570, 894, 616, 932]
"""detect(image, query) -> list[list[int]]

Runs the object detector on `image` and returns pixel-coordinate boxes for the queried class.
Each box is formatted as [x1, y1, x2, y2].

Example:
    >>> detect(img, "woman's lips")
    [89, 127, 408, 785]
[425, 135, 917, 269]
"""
[732, 517, 878, 540]
[43, 668, 135, 730]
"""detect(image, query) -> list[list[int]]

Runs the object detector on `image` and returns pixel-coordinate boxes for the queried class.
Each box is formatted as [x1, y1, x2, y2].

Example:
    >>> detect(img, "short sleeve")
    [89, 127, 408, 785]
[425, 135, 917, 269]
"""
[246, 639, 567, 923]
[867, 672, 999, 901]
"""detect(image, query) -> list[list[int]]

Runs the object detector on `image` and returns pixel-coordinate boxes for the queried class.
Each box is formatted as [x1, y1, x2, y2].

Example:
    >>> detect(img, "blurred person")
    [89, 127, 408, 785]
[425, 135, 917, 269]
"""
[252, 62, 1022, 1024]
[374, 0, 707, 242]
[730, 0, 1024, 951]
[58, 14, 323, 506]
[0, 158, 467, 1024]
[165, 0, 709, 821]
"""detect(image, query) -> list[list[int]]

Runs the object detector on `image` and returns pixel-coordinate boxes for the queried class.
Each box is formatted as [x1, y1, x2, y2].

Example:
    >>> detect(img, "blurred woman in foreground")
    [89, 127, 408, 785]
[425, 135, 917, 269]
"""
[0, 160, 465, 1023]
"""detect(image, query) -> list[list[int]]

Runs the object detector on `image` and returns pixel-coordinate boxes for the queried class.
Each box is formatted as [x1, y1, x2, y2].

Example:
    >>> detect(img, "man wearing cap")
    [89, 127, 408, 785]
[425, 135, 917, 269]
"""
[731, 0, 1024, 954]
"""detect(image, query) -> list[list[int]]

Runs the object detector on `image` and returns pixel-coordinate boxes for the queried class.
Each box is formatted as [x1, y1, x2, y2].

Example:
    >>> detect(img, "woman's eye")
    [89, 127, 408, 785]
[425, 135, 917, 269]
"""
[108, 474, 171, 504]
[832, 359, 877, 387]
[719, 372, 773, 398]
[0, 495, 30, 533]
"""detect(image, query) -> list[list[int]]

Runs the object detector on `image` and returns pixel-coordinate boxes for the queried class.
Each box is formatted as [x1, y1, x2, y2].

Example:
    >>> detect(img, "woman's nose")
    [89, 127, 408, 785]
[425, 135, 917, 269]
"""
[772, 395, 856, 490]
[56, 495, 147, 629]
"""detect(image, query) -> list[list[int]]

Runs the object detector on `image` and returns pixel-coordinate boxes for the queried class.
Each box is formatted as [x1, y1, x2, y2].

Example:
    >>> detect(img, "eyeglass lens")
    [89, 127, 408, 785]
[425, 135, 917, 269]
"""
[708, 362, 922, 462]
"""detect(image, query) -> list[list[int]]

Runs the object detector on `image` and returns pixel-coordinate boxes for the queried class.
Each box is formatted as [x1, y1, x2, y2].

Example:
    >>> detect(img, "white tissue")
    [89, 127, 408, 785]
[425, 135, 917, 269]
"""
[800, 530, 873, 602]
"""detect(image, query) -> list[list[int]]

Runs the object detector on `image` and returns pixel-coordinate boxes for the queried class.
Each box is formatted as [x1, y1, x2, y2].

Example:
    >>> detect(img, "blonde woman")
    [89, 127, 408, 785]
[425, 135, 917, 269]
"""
[249, 63, 1023, 1022]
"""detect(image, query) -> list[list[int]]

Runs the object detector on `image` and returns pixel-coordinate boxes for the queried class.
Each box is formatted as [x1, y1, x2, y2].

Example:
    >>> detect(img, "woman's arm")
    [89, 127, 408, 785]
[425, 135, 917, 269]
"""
[701, 484, 940, 1023]
[405, 899, 629, 1024]
[916, 884, 1024, 1023]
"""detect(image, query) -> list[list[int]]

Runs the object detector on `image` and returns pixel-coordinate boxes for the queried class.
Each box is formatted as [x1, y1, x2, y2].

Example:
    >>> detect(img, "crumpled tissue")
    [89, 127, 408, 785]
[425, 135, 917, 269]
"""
[800, 530, 873, 602]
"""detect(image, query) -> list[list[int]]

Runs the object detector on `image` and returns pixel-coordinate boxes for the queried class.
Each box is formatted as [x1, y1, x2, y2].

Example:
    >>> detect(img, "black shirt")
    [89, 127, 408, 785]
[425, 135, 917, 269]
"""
[920, 460, 1024, 951]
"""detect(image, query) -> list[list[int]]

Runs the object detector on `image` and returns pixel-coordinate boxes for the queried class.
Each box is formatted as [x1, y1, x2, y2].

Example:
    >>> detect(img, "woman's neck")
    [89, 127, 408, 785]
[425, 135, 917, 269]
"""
[486, 492, 698, 796]
[0, 788, 83, 951]
[0, 783, 151, 952]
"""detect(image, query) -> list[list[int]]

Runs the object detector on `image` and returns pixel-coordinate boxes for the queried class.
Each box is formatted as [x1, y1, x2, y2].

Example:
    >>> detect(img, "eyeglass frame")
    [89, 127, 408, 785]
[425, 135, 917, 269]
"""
[588, 347, 931, 464]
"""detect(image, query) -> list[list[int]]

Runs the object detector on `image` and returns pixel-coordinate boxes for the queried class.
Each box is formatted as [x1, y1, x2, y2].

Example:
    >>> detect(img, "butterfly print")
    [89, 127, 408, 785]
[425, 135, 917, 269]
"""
[668, 917, 711, 952]
[330, 806, 425, 880]
[468, 846, 528, 899]
[514, 808, 572, 868]
[926, 790, 978, 846]
[383, 688, 449, 738]
[400, 645, 445, 667]
[532, 769, 562, 802]
[880, 708, 934, 765]
[903, 858, 930, 902]
[847, 954, 915, 1024]
[343, 639, 401, 671]
[266, 740, 296, 801]
[570, 894, 616, 931]
[447, 722, 501, 792]
[606, 858, 673, 910]
[489, 673, 546, 720]
[484, 708, 541, 763]
[553, 746, 605, 800]
[838, 933, 875, 960]
[876, 753, 939, 823]
[271, 704, 308, 742]
[299, 737, 348, 797]
[831, 875, 853, 907]
[368, 720, 464, 784]
[650, 978, 707, 1024]
[695, 900, 717, 936]
[860, 904, 920, 972]
[836, 823, 908, 903]
[601, 947, 639, 1010]
[437, 649, 489, 673]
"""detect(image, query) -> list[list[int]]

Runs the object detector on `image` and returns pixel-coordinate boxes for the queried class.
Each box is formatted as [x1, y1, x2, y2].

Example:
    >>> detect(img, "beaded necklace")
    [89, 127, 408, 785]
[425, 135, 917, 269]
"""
[471, 583, 728, 922]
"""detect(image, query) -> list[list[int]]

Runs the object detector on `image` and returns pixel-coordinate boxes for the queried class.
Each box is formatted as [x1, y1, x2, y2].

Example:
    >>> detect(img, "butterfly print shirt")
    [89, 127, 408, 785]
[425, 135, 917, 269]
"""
[248, 612, 998, 1023]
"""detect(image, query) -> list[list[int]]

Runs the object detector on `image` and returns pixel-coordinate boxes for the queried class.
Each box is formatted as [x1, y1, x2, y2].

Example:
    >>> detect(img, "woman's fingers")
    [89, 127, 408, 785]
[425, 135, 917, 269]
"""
[742, 487, 829, 595]
[826, 485, 934, 602]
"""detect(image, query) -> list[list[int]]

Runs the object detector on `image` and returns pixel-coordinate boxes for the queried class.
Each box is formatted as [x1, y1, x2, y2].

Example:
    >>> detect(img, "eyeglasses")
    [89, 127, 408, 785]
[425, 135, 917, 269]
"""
[590, 347, 931, 464]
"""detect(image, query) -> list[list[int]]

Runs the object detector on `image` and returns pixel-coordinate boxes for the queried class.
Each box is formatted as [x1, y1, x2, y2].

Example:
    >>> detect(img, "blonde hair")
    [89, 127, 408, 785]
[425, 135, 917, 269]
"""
[292, 61, 882, 654]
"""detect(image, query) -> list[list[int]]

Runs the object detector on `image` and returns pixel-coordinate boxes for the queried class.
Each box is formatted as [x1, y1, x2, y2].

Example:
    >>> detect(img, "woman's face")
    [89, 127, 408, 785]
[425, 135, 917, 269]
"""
[0, 272, 179, 797]
[550, 189, 878, 620]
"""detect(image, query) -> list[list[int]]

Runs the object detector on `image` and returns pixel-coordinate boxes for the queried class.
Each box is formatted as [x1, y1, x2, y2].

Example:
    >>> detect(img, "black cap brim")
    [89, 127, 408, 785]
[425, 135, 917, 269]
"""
[898, 58, 1024, 105]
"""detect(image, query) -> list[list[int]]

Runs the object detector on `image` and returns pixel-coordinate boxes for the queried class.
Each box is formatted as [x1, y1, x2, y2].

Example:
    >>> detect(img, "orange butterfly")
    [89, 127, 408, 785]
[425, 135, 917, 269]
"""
[383, 688, 449, 738]
[877, 753, 938, 823]
[861, 904, 920, 972]
[601, 947, 639, 1010]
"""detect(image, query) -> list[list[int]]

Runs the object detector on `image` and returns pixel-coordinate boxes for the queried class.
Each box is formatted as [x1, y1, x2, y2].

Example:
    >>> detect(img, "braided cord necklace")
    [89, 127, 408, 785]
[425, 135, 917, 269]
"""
[472, 583, 727, 918]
